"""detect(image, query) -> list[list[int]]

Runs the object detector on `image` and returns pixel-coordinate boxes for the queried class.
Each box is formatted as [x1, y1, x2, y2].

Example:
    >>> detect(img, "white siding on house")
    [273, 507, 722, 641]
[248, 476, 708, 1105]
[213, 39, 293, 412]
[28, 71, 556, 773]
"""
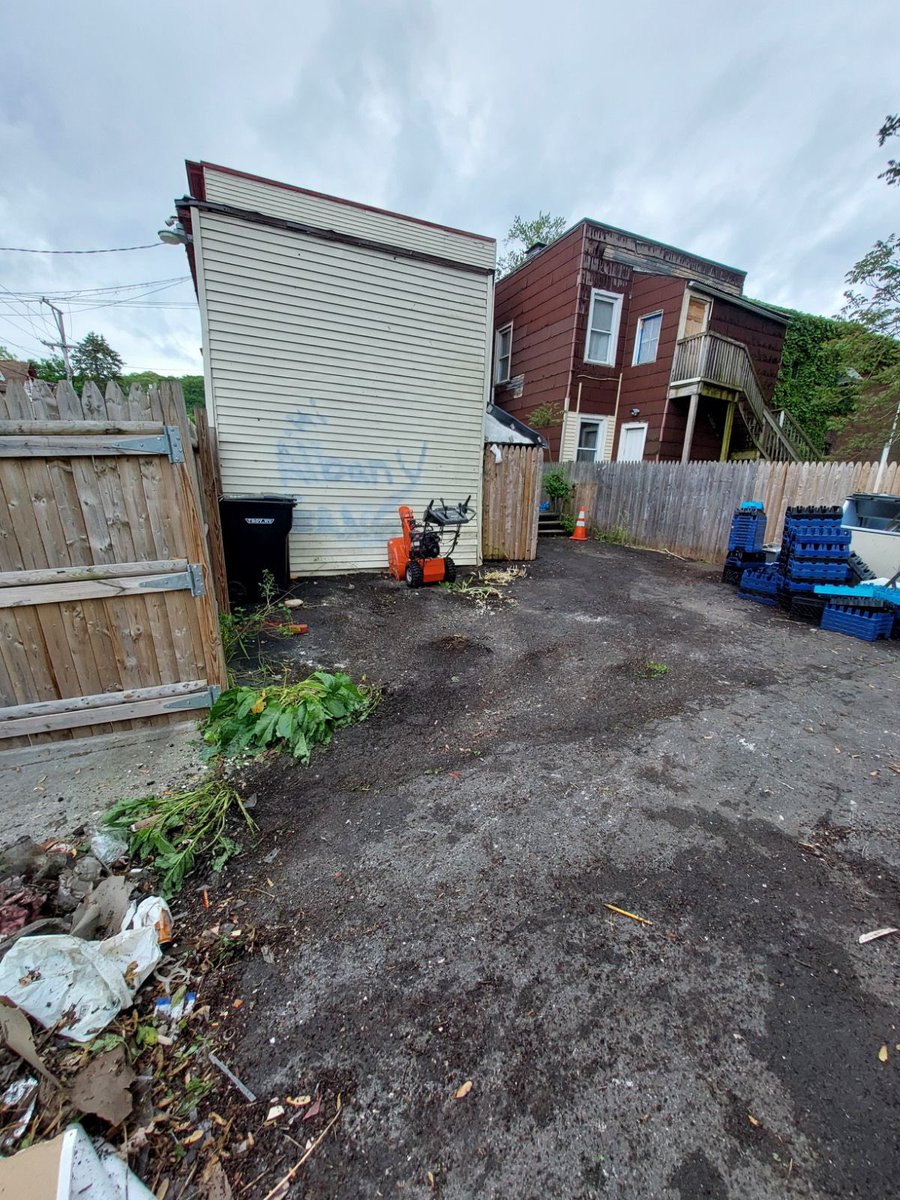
[202, 168, 495, 271]
[559, 410, 615, 464]
[194, 191, 494, 576]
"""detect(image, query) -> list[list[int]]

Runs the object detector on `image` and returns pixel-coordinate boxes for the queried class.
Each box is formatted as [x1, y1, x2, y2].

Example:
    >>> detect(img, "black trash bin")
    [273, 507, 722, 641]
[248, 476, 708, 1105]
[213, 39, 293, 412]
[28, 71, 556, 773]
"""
[219, 495, 297, 602]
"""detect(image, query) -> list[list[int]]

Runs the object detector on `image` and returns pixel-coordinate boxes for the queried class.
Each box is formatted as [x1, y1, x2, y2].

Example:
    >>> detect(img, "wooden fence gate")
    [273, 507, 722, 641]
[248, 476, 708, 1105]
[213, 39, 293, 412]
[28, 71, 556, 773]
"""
[0, 379, 227, 747]
[482, 444, 543, 561]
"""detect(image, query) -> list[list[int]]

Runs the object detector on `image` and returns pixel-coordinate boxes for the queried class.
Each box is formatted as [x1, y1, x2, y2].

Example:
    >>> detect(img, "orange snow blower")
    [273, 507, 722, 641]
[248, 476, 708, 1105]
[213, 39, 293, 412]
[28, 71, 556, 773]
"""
[387, 497, 474, 588]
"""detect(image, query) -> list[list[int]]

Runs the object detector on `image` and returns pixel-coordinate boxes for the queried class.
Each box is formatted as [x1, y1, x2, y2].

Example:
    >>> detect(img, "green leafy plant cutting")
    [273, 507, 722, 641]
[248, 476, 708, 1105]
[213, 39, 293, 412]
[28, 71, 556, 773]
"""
[203, 671, 375, 763]
[104, 779, 256, 897]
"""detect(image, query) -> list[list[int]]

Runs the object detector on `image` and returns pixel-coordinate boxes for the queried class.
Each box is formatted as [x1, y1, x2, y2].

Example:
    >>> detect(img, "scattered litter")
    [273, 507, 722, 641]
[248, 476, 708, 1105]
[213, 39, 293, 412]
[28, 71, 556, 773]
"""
[604, 903, 652, 926]
[69, 875, 133, 940]
[303, 1094, 322, 1121]
[89, 829, 129, 866]
[262, 1095, 342, 1200]
[0, 1124, 154, 1199]
[284, 598, 304, 608]
[285, 1094, 312, 1107]
[748, 1114, 761, 1128]
[122, 895, 174, 944]
[0, 884, 47, 938]
[70, 1044, 135, 1125]
[0, 924, 162, 1041]
[859, 927, 899, 945]
[154, 989, 196, 1027]
[0, 1000, 61, 1084]
[0, 1076, 38, 1150]
[879, 1044, 889, 1063]
[209, 1052, 257, 1102]
[454, 1080, 473, 1100]
[266, 1103, 285, 1121]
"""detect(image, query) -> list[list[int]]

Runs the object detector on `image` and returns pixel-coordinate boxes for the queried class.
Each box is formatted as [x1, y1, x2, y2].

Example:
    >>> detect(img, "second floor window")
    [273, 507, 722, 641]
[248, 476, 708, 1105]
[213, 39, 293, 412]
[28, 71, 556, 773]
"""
[495, 323, 513, 383]
[633, 312, 663, 365]
[585, 289, 623, 366]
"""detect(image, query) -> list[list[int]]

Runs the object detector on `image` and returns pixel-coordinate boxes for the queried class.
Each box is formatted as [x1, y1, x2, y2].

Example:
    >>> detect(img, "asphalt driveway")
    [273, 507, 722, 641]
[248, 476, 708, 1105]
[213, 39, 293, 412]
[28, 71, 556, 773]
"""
[213, 537, 900, 1199]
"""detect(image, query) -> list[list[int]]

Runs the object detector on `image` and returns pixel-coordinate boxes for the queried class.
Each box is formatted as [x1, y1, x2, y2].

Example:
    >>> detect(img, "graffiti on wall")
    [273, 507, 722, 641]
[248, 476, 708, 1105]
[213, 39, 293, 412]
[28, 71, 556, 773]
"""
[274, 403, 432, 536]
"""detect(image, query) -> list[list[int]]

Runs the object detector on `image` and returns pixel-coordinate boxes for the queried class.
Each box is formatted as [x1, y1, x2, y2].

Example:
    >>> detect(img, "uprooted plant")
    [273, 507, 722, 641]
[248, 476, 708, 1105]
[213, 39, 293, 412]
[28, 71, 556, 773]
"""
[103, 778, 257, 897]
[203, 670, 377, 763]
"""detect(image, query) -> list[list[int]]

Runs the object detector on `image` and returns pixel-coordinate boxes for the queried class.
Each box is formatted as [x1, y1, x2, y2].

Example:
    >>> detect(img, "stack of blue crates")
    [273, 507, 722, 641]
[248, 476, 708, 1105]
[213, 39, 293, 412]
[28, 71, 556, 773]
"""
[739, 564, 782, 606]
[777, 506, 851, 602]
[821, 603, 895, 642]
[723, 501, 767, 585]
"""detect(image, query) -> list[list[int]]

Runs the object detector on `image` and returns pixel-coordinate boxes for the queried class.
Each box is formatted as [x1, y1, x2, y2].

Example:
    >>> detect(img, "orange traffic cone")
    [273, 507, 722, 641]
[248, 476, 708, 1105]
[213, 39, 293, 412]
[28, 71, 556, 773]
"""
[571, 508, 588, 541]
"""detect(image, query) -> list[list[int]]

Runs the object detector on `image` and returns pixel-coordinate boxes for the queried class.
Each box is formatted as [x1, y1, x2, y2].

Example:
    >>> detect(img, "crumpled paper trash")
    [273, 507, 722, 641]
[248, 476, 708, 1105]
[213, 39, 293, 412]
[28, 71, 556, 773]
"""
[0, 896, 172, 1042]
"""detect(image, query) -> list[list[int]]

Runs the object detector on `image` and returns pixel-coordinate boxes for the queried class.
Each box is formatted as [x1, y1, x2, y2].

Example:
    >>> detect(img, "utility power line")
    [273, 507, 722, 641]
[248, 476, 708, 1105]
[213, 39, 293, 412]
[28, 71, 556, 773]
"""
[0, 242, 164, 254]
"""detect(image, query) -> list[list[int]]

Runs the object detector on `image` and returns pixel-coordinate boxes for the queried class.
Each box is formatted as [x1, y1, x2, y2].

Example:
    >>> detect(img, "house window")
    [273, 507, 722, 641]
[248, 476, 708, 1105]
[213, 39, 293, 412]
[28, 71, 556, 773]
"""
[585, 289, 623, 366]
[576, 418, 605, 463]
[633, 312, 663, 365]
[494, 323, 513, 383]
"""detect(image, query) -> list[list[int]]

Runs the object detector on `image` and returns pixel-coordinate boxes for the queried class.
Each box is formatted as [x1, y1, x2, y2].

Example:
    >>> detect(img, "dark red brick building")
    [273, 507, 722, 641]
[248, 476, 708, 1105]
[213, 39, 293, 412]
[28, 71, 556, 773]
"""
[492, 220, 814, 464]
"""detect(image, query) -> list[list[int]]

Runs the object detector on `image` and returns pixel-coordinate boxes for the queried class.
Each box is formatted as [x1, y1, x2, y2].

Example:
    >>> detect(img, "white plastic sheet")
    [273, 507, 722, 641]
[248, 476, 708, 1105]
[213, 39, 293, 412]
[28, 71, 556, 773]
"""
[0, 927, 160, 1042]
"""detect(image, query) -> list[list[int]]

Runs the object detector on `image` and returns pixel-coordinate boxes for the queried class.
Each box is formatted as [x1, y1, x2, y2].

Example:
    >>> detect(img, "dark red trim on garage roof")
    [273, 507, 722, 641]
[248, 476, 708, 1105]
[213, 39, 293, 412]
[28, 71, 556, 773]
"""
[184, 160, 495, 246]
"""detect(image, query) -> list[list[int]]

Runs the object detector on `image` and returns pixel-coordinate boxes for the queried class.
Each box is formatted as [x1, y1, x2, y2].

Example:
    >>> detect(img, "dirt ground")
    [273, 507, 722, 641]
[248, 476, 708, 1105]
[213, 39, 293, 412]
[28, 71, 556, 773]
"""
[183, 537, 899, 1200]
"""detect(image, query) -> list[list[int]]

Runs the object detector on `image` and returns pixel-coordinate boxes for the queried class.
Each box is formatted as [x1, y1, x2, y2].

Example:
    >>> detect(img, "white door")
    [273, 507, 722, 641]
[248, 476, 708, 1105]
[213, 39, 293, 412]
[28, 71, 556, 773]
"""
[617, 422, 648, 462]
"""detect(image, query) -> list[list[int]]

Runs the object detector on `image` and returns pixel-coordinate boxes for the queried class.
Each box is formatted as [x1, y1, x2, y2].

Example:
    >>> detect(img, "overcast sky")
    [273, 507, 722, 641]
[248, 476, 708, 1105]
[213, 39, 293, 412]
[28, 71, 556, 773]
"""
[1, 0, 897, 375]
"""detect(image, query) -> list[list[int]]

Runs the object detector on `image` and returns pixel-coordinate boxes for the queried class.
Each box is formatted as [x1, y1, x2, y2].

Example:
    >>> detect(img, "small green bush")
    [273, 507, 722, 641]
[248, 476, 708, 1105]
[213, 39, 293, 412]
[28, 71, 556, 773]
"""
[544, 471, 572, 502]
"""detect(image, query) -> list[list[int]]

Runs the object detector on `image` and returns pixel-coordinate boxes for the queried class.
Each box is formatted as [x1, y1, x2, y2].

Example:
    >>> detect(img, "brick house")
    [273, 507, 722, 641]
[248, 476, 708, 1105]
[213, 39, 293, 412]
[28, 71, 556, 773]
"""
[491, 220, 817, 464]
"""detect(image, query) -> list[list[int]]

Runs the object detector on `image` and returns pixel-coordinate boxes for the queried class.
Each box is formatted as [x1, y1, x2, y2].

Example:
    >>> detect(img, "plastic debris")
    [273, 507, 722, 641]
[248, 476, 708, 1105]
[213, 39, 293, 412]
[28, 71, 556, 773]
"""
[208, 1052, 257, 1102]
[121, 895, 174, 945]
[0, 1124, 155, 1199]
[859, 927, 899, 945]
[0, 1076, 38, 1150]
[604, 903, 652, 926]
[266, 1104, 285, 1121]
[89, 829, 129, 866]
[0, 925, 161, 1041]
[454, 1081, 473, 1100]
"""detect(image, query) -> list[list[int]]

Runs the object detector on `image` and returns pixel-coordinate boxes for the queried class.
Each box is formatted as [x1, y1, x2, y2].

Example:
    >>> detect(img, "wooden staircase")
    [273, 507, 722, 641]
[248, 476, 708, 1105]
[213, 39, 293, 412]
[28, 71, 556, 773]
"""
[671, 333, 820, 463]
[538, 511, 568, 537]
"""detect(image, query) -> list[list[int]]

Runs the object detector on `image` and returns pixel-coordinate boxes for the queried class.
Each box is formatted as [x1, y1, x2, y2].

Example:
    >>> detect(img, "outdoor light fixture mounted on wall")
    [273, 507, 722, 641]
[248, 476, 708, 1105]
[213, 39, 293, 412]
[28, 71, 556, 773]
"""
[157, 215, 192, 246]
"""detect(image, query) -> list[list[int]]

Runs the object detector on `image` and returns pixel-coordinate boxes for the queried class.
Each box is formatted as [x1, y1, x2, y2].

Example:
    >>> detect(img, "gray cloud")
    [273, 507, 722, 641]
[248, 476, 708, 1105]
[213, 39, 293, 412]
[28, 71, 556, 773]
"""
[1, 0, 897, 373]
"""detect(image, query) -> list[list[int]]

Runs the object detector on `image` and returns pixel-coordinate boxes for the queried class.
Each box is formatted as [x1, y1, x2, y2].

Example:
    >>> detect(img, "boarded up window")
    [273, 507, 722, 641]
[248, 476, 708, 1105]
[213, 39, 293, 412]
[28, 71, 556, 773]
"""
[685, 296, 710, 338]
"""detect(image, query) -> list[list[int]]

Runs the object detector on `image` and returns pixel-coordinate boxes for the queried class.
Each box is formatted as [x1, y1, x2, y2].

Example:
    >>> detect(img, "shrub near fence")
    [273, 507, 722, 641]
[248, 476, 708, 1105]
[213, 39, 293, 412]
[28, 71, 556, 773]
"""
[553, 459, 900, 562]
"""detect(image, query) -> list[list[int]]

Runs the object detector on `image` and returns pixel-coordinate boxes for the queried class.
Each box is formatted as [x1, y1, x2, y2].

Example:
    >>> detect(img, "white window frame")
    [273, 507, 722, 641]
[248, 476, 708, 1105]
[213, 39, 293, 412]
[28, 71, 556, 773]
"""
[584, 289, 623, 366]
[575, 417, 607, 464]
[494, 322, 513, 384]
[632, 310, 663, 366]
[617, 421, 648, 462]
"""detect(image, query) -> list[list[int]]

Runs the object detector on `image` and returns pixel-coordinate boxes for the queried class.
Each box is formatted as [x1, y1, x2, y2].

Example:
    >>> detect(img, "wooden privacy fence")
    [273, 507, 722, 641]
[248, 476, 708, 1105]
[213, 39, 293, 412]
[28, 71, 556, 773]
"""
[555, 458, 900, 561]
[482, 444, 543, 561]
[0, 379, 227, 748]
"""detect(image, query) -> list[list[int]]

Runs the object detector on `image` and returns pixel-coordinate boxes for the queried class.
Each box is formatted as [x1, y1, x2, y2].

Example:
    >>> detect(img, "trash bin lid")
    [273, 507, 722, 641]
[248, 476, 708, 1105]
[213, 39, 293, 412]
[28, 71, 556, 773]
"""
[220, 494, 297, 506]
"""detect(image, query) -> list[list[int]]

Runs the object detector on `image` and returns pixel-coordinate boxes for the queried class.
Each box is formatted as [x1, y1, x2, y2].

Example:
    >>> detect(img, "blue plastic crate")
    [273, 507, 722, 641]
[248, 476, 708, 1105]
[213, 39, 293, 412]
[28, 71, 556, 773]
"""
[785, 561, 852, 583]
[821, 604, 894, 641]
[740, 567, 781, 600]
[738, 501, 765, 511]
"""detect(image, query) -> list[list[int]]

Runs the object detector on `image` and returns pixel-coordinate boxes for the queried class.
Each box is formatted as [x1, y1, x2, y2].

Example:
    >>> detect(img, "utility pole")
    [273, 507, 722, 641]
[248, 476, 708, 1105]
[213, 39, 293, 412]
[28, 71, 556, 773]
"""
[40, 298, 74, 383]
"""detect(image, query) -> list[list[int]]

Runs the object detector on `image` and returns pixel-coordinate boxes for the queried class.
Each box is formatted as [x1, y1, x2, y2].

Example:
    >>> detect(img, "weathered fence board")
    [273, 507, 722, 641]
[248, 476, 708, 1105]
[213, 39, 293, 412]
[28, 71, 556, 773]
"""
[554, 459, 900, 561]
[0, 379, 227, 748]
[482, 445, 543, 561]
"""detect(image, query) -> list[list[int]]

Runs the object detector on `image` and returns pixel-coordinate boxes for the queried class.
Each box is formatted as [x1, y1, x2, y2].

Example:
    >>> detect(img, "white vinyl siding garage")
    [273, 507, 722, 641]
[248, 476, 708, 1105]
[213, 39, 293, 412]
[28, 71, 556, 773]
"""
[192, 167, 495, 576]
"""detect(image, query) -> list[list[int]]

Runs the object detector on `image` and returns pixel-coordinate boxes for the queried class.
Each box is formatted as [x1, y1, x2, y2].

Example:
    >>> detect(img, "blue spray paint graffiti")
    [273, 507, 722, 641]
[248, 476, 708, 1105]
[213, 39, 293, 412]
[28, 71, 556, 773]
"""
[275, 402, 432, 538]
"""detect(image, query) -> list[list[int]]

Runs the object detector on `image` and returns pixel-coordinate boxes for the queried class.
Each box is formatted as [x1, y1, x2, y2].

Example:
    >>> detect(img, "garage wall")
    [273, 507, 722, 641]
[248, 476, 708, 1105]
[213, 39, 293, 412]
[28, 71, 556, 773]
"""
[193, 170, 495, 576]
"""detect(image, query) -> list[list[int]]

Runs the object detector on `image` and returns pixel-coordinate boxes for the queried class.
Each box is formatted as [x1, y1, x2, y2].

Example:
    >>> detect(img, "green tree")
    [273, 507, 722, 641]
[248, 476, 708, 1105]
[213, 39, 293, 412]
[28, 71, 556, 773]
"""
[72, 331, 124, 390]
[0, 345, 15, 359]
[180, 375, 205, 413]
[826, 114, 900, 458]
[498, 211, 567, 276]
[30, 355, 68, 383]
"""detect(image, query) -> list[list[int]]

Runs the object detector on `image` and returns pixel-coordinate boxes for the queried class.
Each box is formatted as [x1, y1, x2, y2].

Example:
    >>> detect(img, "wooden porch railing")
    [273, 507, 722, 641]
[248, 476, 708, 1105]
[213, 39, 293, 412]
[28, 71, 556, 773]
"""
[671, 332, 819, 462]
